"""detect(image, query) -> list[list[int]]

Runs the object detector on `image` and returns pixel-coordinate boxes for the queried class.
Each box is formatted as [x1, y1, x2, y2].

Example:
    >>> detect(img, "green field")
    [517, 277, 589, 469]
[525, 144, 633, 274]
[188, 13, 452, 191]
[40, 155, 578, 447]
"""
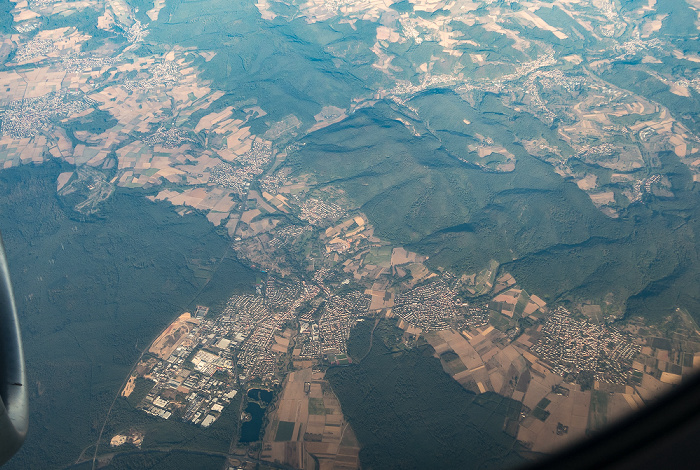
[274, 421, 296, 441]
[440, 351, 468, 375]
[513, 292, 530, 319]
[532, 397, 551, 422]
[308, 397, 330, 415]
[363, 246, 392, 266]
[588, 390, 609, 433]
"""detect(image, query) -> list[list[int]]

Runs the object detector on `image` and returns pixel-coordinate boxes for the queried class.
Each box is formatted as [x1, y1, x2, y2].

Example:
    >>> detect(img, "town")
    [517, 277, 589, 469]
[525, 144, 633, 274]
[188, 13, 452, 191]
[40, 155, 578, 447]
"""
[531, 307, 640, 385]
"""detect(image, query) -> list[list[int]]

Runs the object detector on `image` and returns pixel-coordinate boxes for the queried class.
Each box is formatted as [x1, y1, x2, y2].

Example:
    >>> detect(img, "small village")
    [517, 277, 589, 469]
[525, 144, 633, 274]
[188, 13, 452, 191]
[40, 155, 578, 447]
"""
[392, 279, 460, 331]
[531, 307, 640, 385]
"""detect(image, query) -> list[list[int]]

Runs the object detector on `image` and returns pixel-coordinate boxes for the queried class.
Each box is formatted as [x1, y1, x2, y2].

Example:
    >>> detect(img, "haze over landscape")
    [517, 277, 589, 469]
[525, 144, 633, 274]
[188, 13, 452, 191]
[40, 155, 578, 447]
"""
[1, 0, 700, 468]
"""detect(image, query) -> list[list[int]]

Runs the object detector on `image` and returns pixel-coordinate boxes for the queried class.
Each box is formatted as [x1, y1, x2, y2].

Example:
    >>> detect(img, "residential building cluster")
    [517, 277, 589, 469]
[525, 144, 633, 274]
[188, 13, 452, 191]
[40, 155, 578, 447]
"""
[614, 38, 661, 60]
[265, 277, 301, 312]
[237, 320, 277, 382]
[236, 140, 273, 179]
[208, 140, 272, 196]
[1, 91, 95, 138]
[630, 174, 662, 202]
[268, 225, 309, 250]
[144, 126, 196, 148]
[297, 321, 321, 360]
[393, 279, 459, 331]
[126, 20, 149, 43]
[535, 70, 584, 94]
[297, 197, 345, 225]
[312, 268, 331, 297]
[455, 306, 491, 330]
[209, 162, 248, 194]
[122, 60, 178, 91]
[530, 307, 640, 385]
[15, 21, 39, 33]
[318, 291, 371, 354]
[13, 38, 55, 63]
[576, 143, 615, 161]
[259, 173, 286, 194]
[520, 69, 586, 122]
[390, 72, 459, 98]
[59, 53, 117, 73]
[505, 53, 557, 83]
[237, 278, 320, 382]
[29, 0, 59, 8]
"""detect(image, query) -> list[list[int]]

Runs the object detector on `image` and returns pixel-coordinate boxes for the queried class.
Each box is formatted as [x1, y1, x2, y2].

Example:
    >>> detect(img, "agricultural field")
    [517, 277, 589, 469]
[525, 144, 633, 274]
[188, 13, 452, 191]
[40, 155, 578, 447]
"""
[261, 368, 360, 469]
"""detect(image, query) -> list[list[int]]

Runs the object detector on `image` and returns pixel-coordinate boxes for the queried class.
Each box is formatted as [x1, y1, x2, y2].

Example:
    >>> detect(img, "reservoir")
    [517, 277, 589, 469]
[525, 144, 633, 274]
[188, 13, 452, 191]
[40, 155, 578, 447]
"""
[247, 388, 272, 403]
[239, 402, 265, 443]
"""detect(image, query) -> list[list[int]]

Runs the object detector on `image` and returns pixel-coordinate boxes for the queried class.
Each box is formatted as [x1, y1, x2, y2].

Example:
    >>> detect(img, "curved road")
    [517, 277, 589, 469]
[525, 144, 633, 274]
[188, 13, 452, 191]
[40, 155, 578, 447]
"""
[358, 317, 381, 363]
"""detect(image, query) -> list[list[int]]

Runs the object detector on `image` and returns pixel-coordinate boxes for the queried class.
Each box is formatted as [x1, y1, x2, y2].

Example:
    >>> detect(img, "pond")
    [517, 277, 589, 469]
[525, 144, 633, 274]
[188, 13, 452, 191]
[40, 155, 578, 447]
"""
[247, 388, 273, 403]
[239, 402, 265, 443]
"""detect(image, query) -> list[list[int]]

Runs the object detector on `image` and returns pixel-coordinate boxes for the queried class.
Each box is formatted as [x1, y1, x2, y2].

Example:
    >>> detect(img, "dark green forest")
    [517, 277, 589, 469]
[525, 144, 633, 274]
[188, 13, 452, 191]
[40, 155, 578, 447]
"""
[0, 163, 255, 469]
[76, 450, 226, 470]
[326, 321, 525, 469]
[290, 101, 700, 321]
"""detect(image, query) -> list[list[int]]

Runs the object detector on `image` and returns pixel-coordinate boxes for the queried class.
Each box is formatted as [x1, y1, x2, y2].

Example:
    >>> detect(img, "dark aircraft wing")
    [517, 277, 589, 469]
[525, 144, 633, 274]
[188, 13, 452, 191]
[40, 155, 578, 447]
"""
[0, 236, 27, 466]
